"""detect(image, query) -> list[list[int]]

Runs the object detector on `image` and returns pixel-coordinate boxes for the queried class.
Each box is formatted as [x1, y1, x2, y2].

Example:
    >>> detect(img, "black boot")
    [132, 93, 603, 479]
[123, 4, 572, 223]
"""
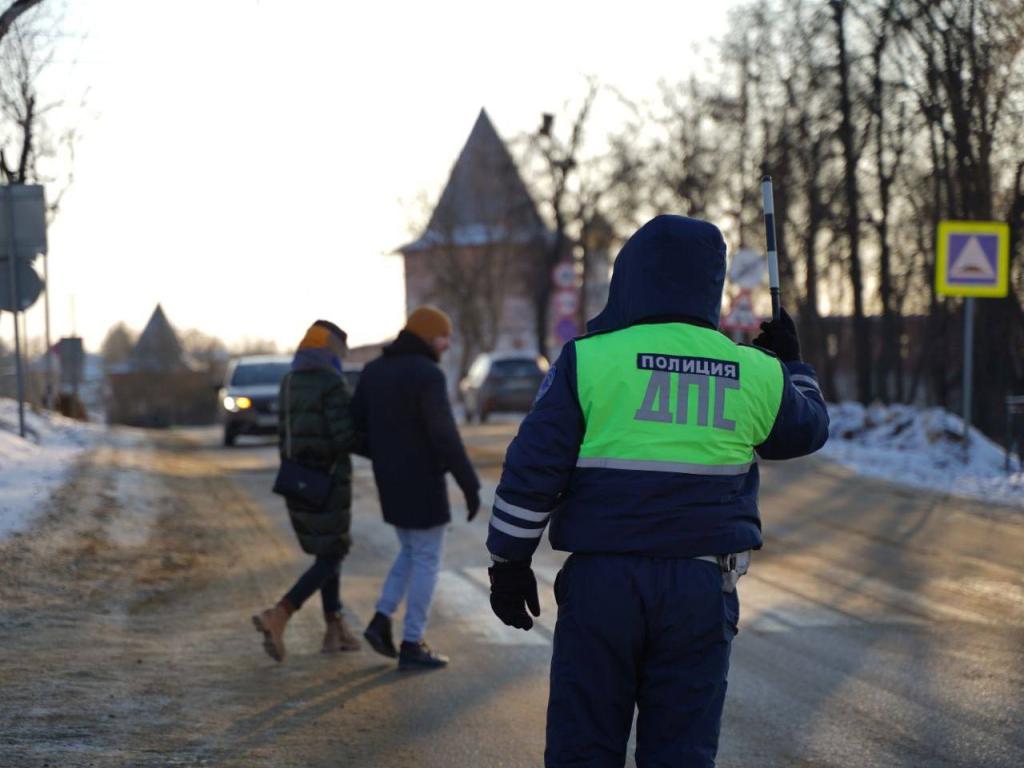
[399, 639, 449, 671]
[363, 611, 398, 658]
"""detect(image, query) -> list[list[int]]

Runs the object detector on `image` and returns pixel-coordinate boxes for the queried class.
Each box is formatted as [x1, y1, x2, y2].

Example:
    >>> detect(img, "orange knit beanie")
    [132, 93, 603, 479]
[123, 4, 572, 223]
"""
[405, 306, 453, 343]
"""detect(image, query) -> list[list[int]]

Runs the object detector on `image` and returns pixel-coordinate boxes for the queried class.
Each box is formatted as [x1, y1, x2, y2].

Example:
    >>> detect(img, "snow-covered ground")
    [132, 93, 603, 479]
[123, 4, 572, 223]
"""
[0, 398, 102, 538]
[822, 402, 1024, 509]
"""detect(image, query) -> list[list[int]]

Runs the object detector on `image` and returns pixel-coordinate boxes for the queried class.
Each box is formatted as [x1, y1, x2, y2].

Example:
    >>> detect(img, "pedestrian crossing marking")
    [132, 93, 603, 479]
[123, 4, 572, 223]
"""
[462, 567, 559, 635]
[434, 570, 548, 646]
[739, 576, 863, 633]
[935, 219, 1009, 297]
[755, 555, 997, 626]
[430, 556, 999, 647]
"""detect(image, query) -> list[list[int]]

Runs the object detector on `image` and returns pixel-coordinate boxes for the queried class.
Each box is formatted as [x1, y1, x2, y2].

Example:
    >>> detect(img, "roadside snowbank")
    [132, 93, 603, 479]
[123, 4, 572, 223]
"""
[822, 402, 1023, 509]
[0, 398, 101, 538]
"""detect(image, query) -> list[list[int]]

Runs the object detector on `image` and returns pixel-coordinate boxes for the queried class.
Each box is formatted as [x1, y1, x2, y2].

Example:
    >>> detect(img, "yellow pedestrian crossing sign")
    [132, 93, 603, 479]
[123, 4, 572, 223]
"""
[936, 220, 1009, 297]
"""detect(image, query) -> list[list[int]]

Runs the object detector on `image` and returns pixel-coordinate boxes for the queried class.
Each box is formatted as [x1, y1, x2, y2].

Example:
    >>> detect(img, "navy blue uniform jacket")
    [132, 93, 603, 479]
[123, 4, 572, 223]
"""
[487, 215, 830, 562]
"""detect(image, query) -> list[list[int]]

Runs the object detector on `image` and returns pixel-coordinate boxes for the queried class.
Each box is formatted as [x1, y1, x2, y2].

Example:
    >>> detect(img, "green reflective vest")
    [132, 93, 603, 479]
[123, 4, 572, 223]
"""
[575, 323, 784, 475]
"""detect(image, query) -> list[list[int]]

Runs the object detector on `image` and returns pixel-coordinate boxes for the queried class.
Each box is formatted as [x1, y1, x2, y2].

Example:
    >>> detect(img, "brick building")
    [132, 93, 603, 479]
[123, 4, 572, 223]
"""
[399, 109, 561, 387]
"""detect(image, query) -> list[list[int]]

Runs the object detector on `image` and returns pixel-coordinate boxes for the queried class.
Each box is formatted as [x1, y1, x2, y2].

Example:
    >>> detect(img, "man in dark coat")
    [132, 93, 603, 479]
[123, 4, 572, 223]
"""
[352, 306, 481, 670]
[252, 319, 361, 662]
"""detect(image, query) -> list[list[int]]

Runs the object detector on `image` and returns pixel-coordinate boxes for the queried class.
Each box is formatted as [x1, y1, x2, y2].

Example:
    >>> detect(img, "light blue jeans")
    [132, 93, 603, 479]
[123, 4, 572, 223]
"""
[376, 524, 447, 643]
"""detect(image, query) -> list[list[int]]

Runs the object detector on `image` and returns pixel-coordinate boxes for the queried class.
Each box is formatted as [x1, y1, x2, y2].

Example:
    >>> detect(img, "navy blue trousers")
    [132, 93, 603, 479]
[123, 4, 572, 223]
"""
[283, 555, 342, 615]
[545, 554, 739, 768]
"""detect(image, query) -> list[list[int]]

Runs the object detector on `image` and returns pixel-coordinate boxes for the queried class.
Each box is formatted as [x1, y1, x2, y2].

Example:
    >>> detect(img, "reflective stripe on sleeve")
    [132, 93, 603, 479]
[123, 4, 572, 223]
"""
[576, 457, 753, 475]
[790, 374, 822, 393]
[494, 494, 551, 523]
[489, 516, 546, 539]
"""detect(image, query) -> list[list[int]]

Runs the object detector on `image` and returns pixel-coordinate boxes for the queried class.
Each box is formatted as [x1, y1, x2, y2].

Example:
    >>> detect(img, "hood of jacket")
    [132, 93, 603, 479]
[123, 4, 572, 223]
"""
[291, 347, 342, 374]
[587, 215, 727, 334]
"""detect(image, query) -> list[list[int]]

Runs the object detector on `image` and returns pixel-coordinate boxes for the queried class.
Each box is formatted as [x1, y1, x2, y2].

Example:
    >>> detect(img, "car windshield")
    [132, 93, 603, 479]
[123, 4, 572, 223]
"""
[490, 359, 543, 378]
[230, 362, 290, 386]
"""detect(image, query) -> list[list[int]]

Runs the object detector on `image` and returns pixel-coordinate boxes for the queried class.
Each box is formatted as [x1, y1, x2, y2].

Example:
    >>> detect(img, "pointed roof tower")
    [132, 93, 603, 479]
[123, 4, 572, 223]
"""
[127, 304, 188, 372]
[402, 109, 547, 253]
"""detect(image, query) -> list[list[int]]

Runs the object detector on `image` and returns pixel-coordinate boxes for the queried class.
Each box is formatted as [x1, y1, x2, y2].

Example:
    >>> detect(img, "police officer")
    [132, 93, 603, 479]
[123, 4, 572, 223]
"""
[486, 215, 829, 767]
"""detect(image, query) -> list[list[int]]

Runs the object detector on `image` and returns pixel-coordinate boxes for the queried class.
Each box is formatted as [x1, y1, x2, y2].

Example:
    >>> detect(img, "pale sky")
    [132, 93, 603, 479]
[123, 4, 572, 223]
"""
[7, 0, 733, 353]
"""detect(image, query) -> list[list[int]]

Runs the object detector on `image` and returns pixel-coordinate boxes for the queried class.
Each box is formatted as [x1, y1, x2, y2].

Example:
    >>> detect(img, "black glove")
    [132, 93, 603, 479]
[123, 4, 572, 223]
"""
[752, 307, 801, 362]
[488, 560, 540, 630]
[464, 486, 481, 522]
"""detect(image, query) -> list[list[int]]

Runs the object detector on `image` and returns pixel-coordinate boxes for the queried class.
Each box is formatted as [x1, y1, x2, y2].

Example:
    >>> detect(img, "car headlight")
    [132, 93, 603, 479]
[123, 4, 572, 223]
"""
[223, 395, 253, 412]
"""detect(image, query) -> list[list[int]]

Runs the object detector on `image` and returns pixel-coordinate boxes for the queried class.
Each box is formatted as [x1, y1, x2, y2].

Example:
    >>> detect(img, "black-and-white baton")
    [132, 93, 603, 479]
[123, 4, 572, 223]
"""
[761, 175, 781, 321]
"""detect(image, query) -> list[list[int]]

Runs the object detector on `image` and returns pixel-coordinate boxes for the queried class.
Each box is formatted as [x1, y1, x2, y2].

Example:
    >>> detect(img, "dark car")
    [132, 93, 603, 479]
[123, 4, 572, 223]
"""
[218, 355, 292, 446]
[218, 356, 363, 446]
[459, 352, 549, 423]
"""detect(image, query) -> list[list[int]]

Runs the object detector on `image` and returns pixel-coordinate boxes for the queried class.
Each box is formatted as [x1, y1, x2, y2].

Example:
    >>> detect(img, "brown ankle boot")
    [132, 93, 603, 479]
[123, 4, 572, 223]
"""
[322, 612, 361, 653]
[252, 600, 293, 662]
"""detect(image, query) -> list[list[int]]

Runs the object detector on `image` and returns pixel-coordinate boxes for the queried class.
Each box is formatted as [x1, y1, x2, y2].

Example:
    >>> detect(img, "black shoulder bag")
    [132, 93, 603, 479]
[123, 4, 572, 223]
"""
[272, 373, 332, 508]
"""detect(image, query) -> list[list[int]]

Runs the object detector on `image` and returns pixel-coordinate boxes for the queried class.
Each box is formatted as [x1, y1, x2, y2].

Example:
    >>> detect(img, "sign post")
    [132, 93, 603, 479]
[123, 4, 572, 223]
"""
[935, 220, 1010, 451]
[0, 185, 48, 438]
[551, 262, 580, 347]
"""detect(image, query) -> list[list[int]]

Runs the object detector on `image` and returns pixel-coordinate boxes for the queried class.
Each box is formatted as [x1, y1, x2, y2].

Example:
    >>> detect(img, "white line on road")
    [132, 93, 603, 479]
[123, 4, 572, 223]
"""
[462, 567, 559, 636]
[435, 570, 549, 646]
[739, 575, 865, 633]
[434, 552, 984, 647]
[754, 555, 998, 627]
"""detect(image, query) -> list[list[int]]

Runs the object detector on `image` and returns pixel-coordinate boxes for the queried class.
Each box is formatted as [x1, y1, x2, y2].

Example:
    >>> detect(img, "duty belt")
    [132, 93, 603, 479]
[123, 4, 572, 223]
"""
[695, 551, 751, 593]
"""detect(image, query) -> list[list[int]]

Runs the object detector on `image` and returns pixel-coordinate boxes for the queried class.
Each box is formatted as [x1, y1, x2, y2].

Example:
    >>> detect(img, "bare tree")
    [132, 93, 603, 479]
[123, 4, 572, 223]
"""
[829, 0, 873, 404]
[180, 328, 229, 383]
[521, 81, 642, 357]
[99, 322, 137, 371]
[0, 1, 80, 215]
[895, 0, 1024, 434]
[862, 0, 911, 401]
[524, 84, 598, 360]
[649, 78, 723, 221]
[0, 0, 43, 45]
[230, 338, 280, 356]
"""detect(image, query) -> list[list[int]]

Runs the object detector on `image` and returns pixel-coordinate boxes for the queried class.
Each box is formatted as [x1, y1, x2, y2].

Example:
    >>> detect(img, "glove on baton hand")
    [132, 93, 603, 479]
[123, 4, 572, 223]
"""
[752, 307, 802, 362]
[464, 487, 481, 522]
[488, 560, 540, 630]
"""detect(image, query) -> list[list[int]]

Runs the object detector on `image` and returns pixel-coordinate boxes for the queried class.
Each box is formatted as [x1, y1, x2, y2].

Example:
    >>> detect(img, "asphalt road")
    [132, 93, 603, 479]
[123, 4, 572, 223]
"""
[1, 421, 1021, 767]
[208, 422, 1024, 768]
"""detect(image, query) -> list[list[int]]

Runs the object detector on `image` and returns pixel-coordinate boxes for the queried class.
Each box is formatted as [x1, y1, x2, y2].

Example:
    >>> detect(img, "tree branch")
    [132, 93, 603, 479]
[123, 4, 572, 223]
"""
[0, 0, 43, 46]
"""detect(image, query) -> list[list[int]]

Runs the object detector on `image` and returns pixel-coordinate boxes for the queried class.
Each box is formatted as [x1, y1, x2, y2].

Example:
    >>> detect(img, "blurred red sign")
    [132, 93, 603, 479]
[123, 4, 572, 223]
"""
[722, 289, 760, 332]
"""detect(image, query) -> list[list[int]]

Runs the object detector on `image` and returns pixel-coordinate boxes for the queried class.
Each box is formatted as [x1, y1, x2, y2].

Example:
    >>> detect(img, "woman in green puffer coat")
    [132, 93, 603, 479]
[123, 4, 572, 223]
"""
[252, 319, 361, 662]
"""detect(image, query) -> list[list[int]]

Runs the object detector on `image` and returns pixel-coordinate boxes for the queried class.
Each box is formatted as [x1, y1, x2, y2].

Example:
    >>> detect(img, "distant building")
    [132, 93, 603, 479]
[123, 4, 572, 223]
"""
[106, 305, 214, 426]
[399, 109, 566, 387]
[122, 304, 189, 374]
